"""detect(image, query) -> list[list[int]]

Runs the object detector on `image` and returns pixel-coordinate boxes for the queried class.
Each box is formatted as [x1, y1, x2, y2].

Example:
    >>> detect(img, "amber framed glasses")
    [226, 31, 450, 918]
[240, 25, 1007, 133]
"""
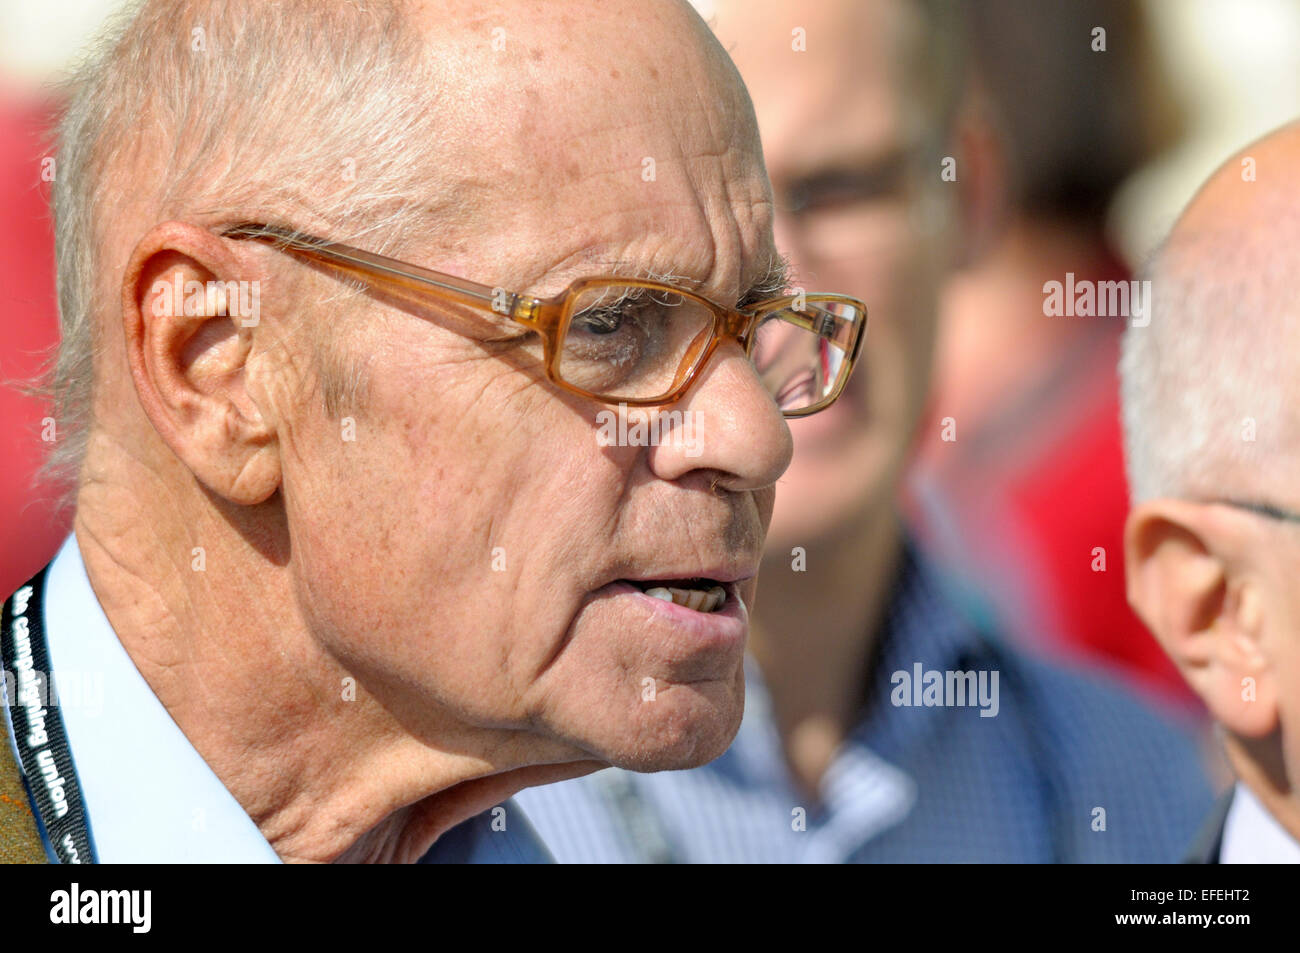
[220, 222, 867, 417]
[1210, 499, 1300, 525]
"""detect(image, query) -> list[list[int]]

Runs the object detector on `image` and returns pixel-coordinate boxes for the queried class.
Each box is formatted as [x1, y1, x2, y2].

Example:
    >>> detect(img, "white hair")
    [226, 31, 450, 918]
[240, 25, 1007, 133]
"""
[1120, 230, 1300, 504]
[43, 0, 445, 494]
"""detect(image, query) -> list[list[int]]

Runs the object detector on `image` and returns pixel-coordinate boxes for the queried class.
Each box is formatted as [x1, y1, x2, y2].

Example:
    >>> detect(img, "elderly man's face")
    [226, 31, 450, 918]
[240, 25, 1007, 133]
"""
[712, 0, 956, 549]
[266, 5, 790, 771]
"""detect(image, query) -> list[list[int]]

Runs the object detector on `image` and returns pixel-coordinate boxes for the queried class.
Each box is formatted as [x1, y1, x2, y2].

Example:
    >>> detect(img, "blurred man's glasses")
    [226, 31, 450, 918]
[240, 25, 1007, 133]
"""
[1213, 499, 1300, 525]
[220, 223, 867, 418]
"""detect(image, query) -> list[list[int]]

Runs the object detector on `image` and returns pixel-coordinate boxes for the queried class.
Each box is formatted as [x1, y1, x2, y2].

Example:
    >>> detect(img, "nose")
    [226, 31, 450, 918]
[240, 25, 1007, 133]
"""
[645, 339, 793, 492]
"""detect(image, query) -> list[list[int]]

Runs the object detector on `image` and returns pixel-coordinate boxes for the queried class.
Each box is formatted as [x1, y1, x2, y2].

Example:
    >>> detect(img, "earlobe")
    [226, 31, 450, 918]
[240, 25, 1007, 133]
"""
[1211, 585, 1278, 739]
[122, 221, 282, 505]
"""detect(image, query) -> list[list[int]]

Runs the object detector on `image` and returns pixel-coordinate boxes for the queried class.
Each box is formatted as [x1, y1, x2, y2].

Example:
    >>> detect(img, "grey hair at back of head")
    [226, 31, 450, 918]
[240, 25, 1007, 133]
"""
[1120, 232, 1298, 504]
[45, 0, 441, 493]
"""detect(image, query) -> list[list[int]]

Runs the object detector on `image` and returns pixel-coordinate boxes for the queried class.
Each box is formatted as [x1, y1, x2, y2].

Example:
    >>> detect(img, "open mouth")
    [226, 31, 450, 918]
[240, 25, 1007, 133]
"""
[627, 578, 728, 613]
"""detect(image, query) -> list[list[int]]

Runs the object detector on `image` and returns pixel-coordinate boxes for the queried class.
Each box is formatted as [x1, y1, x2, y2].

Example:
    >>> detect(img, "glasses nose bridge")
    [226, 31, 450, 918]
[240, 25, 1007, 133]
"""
[716, 305, 757, 350]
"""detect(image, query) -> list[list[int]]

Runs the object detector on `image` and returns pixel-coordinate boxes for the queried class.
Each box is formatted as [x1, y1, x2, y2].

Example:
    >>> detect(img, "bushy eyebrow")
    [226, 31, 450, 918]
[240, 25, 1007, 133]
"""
[738, 253, 792, 308]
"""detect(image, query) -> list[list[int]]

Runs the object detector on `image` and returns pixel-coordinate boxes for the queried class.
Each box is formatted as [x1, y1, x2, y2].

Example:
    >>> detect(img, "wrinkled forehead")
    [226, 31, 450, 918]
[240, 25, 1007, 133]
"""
[408, 2, 775, 302]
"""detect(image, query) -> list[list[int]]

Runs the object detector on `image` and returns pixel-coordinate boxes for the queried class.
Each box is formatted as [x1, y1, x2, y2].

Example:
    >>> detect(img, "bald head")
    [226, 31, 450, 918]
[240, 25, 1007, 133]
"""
[1123, 123, 1300, 845]
[49, 0, 768, 485]
[1120, 121, 1300, 504]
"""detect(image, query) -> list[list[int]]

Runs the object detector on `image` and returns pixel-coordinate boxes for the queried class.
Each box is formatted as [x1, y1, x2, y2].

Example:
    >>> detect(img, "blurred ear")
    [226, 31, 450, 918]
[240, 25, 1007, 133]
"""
[1125, 500, 1277, 738]
[121, 221, 282, 505]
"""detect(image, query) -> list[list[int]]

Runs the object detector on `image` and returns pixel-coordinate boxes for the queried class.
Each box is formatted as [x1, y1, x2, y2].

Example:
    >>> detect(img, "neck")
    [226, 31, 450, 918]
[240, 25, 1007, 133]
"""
[72, 431, 594, 863]
[750, 502, 902, 800]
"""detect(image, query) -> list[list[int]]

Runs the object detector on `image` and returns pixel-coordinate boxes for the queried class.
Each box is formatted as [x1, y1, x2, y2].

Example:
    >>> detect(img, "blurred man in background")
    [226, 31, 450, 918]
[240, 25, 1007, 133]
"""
[909, 0, 1192, 705]
[1123, 122, 1300, 863]
[518, 0, 1214, 862]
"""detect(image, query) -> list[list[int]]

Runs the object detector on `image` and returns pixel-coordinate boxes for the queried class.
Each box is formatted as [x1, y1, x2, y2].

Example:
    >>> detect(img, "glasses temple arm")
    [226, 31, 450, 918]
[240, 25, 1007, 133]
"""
[221, 222, 515, 317]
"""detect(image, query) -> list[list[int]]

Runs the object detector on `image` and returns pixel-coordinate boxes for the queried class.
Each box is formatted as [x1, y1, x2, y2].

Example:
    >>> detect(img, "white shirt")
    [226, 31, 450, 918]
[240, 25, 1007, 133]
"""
[25, 534, 281, 862]
[1220, 782, 1300, 864]
[5, 533, 551, 863]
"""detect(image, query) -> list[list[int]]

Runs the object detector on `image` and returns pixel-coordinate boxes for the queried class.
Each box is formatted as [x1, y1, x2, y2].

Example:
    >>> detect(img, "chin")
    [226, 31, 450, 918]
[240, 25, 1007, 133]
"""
[592, 674, 746, 773]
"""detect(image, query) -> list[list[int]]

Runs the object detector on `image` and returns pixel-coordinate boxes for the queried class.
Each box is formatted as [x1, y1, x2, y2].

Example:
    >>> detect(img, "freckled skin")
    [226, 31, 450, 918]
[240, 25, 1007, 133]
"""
[272, 0, 790, 770]
[83, 0, 794, 860]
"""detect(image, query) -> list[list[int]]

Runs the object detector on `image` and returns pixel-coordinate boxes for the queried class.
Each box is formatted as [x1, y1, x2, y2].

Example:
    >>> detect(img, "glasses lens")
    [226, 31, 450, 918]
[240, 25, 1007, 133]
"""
[749, 298, 863, 414]
[558, 283, 715, 401]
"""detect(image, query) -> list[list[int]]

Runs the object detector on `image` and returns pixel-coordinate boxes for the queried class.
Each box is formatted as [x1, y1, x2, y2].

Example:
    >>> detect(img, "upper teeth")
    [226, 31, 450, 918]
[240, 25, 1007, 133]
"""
[644, 586, 726, 612]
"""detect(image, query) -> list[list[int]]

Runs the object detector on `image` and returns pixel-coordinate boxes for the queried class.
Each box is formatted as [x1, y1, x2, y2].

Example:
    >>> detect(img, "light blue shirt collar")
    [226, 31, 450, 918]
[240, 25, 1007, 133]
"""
[45, 533, 281, 862]
[40, 534, 551, 863]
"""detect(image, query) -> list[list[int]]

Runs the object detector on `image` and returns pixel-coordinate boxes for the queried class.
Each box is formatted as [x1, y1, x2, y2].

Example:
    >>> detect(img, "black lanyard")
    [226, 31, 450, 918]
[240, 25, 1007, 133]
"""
[1, 566, 96, 863]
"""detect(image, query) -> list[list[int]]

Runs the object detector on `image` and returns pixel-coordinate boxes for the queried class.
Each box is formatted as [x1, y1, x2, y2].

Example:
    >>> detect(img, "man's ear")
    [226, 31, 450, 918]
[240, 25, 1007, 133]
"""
[1125, 500, 1277, 738]
[121, 220, 281, 505]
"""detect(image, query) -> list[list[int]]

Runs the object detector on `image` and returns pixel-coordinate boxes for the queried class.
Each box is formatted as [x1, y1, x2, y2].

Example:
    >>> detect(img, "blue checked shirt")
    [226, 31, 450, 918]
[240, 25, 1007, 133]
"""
[517, 543, 1216, 862]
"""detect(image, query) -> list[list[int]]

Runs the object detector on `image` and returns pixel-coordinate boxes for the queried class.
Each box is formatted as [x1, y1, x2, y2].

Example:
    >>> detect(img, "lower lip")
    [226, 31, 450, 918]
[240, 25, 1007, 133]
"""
[599, 580, 749, 647]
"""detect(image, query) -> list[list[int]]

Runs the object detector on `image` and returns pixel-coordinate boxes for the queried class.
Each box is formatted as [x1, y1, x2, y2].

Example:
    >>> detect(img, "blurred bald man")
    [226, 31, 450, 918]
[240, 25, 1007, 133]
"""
[518, 0, 1214, 862]
[1123, 122, 1300, 863]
